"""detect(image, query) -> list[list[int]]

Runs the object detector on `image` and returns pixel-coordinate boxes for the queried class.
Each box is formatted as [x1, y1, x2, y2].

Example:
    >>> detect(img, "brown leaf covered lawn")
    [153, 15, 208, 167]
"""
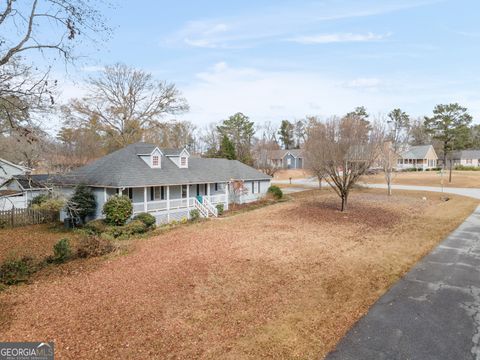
[0, 189, 478, 359]
[0, 224, 83, 263]
[362, 170, 480, 188]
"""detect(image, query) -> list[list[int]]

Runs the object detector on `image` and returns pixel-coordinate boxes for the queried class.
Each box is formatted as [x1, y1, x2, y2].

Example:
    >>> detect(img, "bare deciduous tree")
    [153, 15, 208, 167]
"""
[230, 180, 248, 208]
[252, 138, 281, 176]
[65, 64, 189, 148]
[377, 140, 398, 196]
[0, 0, 111, 133]
[305, 115, 382, 211]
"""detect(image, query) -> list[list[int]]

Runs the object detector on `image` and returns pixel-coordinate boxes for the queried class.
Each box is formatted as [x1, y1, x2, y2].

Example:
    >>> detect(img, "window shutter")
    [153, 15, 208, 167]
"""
[150, 187, 154, 201]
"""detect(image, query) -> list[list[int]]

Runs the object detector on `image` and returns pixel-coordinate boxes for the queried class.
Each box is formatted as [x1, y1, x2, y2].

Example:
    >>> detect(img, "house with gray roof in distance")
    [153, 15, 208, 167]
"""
[267, 149, 304, 169]
[0, 157, 29, 183]
[57, 142, 272, 224]
[450, 149, 480, 167]
[0, 175, 51, 210]
[397, 145, 438, 170]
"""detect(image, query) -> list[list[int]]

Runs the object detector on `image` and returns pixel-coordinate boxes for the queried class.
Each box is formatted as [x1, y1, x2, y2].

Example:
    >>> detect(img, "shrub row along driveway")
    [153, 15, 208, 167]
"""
[0, 190, 477, 359]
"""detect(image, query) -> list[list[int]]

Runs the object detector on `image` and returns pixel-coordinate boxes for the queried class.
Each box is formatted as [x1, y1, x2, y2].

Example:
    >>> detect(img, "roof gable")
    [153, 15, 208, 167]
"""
[63, 142, 271, 187]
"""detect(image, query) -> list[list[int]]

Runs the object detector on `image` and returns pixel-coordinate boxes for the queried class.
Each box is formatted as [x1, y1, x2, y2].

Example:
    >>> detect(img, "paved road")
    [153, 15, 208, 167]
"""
[275, 178, 480, 359]
[326, 205, 480, 360]
[274, 178, 480, 199]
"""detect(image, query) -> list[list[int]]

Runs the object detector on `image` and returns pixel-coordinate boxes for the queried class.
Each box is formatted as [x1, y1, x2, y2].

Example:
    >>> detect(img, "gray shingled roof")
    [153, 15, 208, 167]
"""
[451, 149, 480, 160]
[401, 145, 434, 159]
[59, 143, 271, 187]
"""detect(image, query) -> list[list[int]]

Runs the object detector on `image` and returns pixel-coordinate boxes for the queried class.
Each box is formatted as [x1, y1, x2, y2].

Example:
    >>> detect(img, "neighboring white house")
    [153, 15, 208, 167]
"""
[450, 150, 480, 167]
[397, 145, 438, 170]
[0, 175, 51, 210]
[55, 142, 272, 224]
[267, 149, 304, 169]
[0, 158, 29, 183]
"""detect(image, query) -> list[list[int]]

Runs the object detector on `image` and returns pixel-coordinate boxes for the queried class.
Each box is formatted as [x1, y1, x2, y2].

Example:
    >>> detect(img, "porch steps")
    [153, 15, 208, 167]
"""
[193, 198, 218, 218]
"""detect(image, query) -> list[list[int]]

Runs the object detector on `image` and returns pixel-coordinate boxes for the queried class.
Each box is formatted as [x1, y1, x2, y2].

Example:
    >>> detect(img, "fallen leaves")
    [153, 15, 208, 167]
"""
[0, 189, 477, 359]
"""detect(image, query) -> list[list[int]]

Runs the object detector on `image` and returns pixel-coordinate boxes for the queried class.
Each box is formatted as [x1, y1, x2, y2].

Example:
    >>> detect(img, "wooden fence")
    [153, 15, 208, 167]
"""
[0, 208, 58, 228]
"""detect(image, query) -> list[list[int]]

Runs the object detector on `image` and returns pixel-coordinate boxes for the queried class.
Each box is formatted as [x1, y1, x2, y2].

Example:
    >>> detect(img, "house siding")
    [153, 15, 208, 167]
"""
[0, 161, 25, 182]
[232, 179, 271, 204]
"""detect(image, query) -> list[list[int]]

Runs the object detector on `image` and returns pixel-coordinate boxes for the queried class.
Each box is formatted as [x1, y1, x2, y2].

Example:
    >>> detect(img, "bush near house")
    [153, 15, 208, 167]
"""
[51, 238, 72, 263]
[84, 218, 148, 239]
[267, 185, 283, 200]
[455, 165, 480, 171]
[189, 209, 200, 221]
[30, 194, 65, 212]
[216, 204, 224, 215]
[133, 213, 156, 228]
[103, 195, 133, 226]
[76, 236, 115, 258]
[0, 257, 37, 285]
[69, 184, 97, 224]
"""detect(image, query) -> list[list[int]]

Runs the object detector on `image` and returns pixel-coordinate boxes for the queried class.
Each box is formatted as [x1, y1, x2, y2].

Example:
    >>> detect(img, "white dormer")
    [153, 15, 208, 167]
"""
[166, 148, 190, 168]
[139, 147, 163, 168]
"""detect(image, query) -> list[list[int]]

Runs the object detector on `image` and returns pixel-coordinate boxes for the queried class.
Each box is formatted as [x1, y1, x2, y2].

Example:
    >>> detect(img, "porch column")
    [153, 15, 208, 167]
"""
[224, 182, 229, 210]
[143, 187, 148, 212]
[207, 183, 211, 200]
[167, 185, 170, 222]
[104, 188, 107, 202]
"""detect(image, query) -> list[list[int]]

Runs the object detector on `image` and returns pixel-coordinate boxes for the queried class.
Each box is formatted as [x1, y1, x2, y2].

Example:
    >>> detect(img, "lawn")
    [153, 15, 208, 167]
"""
[0, 224, 83, 263]
[362, 170, 480, 188]
[0, 189, 478, 359]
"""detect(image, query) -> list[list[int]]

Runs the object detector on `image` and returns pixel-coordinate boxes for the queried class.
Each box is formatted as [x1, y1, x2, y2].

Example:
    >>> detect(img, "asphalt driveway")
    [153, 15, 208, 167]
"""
[326, 205, 480, 360]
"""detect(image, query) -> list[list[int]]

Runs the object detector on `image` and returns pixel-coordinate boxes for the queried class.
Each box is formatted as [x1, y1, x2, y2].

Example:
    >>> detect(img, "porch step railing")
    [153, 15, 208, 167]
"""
[202, 197, 218, 217]
[194, 198, 209, 218]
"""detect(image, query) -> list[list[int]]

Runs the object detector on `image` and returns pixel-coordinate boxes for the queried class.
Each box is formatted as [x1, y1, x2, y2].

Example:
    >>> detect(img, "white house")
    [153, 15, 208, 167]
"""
[0, 175, 51, 210]
[56, 142, 272, 224]
[450, 150, 480, 167]
[0, 158, 29, 183]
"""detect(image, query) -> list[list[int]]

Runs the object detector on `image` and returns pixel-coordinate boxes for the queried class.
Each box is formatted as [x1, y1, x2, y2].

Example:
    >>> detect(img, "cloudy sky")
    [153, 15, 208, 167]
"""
[59, 0, 480, 128]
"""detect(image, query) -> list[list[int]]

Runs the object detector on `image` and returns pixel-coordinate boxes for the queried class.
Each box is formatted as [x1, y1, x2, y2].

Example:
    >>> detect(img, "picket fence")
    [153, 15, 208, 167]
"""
[0, 208, 58, 228]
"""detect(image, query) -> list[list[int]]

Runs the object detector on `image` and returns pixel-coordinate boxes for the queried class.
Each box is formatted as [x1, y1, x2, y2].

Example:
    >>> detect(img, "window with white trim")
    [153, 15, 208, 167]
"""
[152, 155, 160, 167]
[181, 185, 187, 198]
[180, 157, 187, 167]
[151, 186, 165, 201]
[251, 181, 255, 194]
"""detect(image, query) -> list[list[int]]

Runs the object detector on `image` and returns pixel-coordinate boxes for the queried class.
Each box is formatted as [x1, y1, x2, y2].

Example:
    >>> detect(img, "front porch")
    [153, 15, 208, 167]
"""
[116, 183, 229, 223]
[397, 158, 437, 171]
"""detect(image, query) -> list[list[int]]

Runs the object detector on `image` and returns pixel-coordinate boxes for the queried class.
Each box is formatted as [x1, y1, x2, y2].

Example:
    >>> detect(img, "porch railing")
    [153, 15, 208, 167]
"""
[132, 194, 228, 215]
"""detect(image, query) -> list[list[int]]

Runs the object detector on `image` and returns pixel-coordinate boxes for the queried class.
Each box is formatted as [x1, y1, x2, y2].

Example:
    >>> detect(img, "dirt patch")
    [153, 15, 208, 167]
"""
[0, 189, 477, 359]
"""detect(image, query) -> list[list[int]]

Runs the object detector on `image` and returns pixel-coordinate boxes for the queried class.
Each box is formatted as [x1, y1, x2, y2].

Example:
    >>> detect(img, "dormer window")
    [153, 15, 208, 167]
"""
[152, 155, 160, 168]
[180, 157, 187, 167]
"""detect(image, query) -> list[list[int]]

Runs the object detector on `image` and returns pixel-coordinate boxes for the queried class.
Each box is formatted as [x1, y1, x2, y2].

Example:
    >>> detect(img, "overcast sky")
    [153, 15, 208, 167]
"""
[55, 0, 480, 129]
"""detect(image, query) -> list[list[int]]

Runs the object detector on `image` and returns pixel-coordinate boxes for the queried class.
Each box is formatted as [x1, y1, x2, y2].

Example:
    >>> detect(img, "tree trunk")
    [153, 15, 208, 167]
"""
[449, 159, 453, 183]
[318, 176, 322, 190]
[341, 193, 348, 212]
